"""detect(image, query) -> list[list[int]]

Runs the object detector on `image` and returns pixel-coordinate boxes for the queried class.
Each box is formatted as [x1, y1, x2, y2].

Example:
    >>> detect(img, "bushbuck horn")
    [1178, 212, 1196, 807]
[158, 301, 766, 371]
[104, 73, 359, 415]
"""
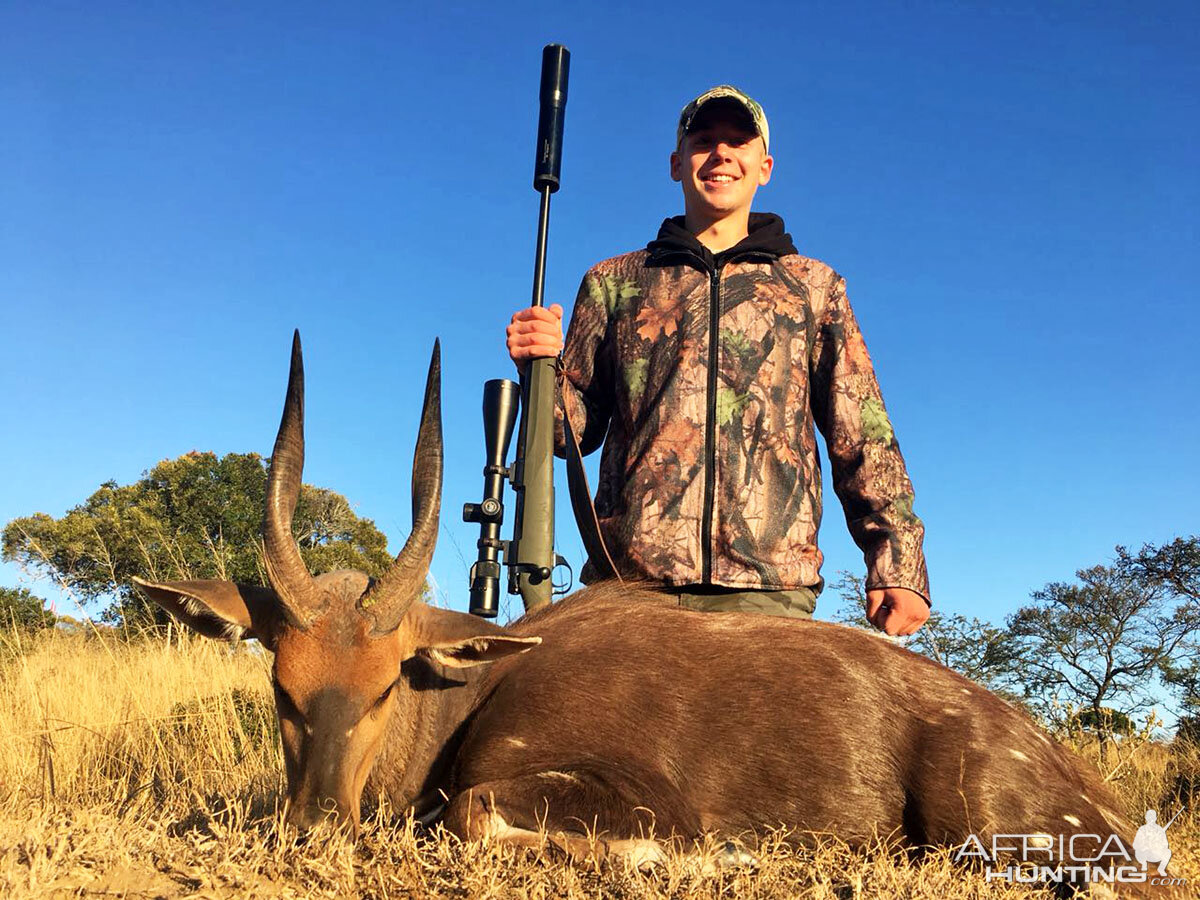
[357, 340, 442, 633]
[262, 330, 324, 627]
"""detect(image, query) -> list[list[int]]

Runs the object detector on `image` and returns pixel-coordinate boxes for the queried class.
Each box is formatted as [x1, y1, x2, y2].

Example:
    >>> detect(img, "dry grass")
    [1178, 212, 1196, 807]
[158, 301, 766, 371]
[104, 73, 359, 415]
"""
[0, 626, 1195, 898]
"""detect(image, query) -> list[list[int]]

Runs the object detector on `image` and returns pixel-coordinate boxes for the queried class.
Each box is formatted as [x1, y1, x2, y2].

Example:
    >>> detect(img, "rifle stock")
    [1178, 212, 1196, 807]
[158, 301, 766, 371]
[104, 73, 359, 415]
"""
[510, 354, 556, 611]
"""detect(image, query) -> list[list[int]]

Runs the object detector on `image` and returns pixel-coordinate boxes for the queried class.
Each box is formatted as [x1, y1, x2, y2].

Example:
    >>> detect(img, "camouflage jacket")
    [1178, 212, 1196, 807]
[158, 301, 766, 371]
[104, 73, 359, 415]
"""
[555, 213, 930, 604]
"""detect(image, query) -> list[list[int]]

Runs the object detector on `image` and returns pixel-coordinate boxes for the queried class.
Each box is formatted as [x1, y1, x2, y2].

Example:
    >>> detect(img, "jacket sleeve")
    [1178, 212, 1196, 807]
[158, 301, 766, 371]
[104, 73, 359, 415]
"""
[553, 269, 615, 458]
[809, 273, 931, 605]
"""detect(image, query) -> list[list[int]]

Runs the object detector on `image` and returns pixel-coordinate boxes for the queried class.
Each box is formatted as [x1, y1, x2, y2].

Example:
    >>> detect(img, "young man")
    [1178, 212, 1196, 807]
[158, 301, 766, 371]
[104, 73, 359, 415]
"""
[507, 86, 930, 635]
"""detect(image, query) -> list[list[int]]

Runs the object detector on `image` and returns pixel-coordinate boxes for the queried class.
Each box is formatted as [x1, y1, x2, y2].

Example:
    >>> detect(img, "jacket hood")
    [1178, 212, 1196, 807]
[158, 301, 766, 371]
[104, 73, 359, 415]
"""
[646, 212, 798, 271]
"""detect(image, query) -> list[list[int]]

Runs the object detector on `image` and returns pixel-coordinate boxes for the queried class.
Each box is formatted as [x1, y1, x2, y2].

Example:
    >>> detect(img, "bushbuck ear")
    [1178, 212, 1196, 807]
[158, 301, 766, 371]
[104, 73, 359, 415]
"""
[132, 577, 282, 647]
[417, 635, 542, 669]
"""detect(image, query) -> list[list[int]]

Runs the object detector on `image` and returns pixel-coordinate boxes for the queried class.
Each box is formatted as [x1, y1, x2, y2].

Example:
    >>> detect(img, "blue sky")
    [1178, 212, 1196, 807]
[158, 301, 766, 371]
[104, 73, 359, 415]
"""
[1, 1, 1196, 631]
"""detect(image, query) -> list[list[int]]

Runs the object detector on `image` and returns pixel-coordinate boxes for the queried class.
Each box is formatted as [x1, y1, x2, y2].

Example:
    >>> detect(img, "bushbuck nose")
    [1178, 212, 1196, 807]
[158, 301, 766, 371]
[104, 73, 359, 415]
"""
[286, 795, 355, 834]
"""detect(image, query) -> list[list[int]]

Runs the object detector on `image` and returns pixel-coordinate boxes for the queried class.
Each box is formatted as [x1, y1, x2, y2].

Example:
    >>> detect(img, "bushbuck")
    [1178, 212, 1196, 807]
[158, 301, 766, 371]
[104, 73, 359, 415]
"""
[137, 334, 1156, 886]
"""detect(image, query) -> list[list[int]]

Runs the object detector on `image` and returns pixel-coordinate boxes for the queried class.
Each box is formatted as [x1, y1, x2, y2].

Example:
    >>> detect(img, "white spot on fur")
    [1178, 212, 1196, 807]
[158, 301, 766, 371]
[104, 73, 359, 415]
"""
[1028, 833, 1054, 850]
[481, 808, 510, 841]
[942, 707, 963, 716]
[611, 838, 667, 872]
[1063, 814, 1082, 827]
[960, 688, 971, 695]
[474, 811, 666, 870]
[540, 771, 580, 784]
[1009, 748, 1030, 762]
[466, 802, 520, 843]
[506, 738, 527, 749]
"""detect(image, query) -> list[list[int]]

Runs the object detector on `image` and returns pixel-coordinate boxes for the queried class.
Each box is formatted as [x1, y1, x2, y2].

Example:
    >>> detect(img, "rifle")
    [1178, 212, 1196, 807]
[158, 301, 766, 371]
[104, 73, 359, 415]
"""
[464, 44, 570, 617]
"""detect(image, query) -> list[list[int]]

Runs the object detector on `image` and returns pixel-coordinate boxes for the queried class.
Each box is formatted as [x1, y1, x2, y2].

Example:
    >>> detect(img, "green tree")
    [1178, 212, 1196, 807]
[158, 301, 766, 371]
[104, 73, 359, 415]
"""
[1161, 658, 1200, 742]
[907, 612, 1028, 702]
[1007, 563, 1193, 762]
[2, 452, 395, 630]
[828, 570, 870, 628]
[1119, 535, 1200, 605]
[1118, 536, 1200, 739]
[0, 586, 55, 631]
[1067, 706, 1136, 738]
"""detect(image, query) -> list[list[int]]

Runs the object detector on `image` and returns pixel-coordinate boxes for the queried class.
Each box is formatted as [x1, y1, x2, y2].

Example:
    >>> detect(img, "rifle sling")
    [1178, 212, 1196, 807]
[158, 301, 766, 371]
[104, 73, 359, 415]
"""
[557, 366, 621, 583]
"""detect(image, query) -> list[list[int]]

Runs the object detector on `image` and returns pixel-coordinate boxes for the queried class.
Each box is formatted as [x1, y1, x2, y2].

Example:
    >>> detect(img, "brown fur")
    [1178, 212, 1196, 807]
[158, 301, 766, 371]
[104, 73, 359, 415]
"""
[142, 574, 1139, 866]
[413, 584, 1133, 857]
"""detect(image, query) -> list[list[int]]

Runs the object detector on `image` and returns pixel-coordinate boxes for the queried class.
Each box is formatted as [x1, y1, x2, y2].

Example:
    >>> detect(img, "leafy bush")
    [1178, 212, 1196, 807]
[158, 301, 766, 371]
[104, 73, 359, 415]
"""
[0, 586, 54, 632]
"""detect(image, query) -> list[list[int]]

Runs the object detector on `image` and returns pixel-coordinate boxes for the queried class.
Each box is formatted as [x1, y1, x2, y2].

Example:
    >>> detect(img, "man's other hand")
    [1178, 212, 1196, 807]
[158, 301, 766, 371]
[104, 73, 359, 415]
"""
[865, 587, 929, 636]
[507, 304, 564, 366]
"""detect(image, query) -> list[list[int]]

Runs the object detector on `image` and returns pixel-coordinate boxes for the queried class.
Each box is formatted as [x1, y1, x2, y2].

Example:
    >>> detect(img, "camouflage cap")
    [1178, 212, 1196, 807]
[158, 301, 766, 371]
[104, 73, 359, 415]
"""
[676, 85, 770, 154]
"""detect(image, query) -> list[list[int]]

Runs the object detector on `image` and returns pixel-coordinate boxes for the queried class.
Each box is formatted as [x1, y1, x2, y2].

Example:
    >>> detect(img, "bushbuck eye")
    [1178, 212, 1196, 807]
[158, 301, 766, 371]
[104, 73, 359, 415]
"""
[372, 683, 394, 711]
[273, 682, 301, 718]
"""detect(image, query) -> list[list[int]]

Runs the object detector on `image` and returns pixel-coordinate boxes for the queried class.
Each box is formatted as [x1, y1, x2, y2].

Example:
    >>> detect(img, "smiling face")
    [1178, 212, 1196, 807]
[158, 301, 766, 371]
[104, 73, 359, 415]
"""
[670, 99, 773, 226]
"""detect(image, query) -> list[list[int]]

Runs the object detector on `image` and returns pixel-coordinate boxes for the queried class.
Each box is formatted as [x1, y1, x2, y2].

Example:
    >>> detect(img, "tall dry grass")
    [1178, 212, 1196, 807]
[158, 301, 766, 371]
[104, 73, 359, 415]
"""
[0, 625, 1195, 898]
[0, 624, 280, 817]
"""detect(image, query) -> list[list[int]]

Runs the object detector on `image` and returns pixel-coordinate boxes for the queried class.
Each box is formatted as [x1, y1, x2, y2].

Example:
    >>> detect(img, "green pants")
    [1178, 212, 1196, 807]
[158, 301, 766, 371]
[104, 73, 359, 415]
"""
[669, 586, 818, 619]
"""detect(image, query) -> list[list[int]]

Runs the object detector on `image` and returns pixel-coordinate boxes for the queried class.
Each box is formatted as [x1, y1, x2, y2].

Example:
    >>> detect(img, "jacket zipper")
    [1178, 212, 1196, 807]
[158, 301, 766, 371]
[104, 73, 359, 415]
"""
[701, 263, 722, 584]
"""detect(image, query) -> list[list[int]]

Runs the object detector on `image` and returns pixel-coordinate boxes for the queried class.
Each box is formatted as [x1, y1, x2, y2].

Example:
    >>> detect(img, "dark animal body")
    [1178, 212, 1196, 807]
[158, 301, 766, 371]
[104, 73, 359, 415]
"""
[136, 335, 1169, 894]
[387, 584, 1129, 856]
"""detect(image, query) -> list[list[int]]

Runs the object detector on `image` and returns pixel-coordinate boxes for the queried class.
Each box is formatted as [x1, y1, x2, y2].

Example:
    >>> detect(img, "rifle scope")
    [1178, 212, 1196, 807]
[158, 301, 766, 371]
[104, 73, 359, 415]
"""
[463, 379, 520, 617]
